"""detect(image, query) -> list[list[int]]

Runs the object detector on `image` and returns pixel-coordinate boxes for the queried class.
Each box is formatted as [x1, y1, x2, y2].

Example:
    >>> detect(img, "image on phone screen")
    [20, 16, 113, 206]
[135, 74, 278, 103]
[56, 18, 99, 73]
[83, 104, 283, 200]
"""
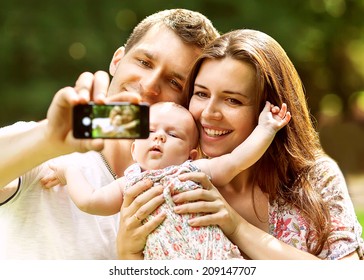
[73, 103, 149, 139]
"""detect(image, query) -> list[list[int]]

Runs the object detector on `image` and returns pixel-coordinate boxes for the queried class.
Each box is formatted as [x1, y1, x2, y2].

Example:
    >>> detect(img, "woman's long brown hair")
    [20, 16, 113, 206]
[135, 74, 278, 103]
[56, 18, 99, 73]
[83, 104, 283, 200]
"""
[185, 29, 331, 255]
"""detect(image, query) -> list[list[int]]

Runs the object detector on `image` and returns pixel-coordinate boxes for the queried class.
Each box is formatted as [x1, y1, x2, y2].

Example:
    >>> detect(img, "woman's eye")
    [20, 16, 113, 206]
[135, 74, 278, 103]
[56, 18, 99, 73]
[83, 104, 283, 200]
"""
[194, 91, 208, 98]
[226, 98, 242, 105]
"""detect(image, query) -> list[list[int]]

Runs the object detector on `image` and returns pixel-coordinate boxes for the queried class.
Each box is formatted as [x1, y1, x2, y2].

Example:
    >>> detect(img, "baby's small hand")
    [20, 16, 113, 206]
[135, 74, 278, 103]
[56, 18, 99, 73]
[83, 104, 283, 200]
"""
[271, 102, 291, 128]
[40, 163, 67, 189]
[259, 101, 291, 133]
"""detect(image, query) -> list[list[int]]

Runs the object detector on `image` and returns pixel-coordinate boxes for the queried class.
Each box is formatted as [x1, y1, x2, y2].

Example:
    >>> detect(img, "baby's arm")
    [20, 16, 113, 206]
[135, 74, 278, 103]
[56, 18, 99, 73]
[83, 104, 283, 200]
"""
[47, 162, 125, 216]
[195, 101, 291, 187]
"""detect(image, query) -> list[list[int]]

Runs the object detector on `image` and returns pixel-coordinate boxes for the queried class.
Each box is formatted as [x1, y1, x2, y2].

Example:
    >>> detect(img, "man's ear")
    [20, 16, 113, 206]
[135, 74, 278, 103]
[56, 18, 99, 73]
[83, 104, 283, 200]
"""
[189, 149, 199, 161]
[109, 47, 125, 76]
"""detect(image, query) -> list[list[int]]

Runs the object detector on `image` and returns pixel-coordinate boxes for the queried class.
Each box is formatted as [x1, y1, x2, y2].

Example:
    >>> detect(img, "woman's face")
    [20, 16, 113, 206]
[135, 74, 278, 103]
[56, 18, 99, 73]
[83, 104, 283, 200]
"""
[189, 57, 257, 158]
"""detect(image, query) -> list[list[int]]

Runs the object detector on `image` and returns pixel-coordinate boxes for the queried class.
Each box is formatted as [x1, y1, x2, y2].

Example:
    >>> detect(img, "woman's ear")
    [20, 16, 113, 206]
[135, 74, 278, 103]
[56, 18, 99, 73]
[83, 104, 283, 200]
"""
[189, 149, 199, 161]
[109, 47, 125, 76]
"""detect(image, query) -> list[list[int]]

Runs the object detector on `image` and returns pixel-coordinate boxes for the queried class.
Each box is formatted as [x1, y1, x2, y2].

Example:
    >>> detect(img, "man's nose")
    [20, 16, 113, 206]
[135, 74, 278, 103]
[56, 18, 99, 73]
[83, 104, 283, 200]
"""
[140, 71, 161, 97]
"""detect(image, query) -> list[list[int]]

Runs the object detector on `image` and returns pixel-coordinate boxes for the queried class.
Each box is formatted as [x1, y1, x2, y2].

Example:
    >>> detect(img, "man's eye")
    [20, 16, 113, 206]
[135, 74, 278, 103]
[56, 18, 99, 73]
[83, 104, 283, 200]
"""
[170, 79, 182, 90]
[139, 59, 151, 68]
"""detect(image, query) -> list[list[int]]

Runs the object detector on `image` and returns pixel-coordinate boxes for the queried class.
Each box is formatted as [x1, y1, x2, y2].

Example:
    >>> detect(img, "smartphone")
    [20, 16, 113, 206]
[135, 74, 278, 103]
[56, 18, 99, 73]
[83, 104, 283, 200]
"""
[73, 102, 149, 139]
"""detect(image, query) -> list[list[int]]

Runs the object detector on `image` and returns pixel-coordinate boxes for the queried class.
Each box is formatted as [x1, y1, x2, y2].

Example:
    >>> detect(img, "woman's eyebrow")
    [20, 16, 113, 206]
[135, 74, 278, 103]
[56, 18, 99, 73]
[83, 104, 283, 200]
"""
[223, 90, 249, 98]
[194, 83, 207, 89]
[194, 83, 249, 98]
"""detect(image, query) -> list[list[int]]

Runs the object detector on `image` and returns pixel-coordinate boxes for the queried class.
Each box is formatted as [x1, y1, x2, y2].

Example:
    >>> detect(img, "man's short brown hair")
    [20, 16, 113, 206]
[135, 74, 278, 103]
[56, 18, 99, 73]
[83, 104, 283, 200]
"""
[124, 9, 219, 53]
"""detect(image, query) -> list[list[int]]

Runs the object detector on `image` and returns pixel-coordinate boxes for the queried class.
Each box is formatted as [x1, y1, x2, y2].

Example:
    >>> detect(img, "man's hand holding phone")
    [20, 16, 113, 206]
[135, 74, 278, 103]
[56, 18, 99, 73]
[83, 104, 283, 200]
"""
[45, 71, 145, 155]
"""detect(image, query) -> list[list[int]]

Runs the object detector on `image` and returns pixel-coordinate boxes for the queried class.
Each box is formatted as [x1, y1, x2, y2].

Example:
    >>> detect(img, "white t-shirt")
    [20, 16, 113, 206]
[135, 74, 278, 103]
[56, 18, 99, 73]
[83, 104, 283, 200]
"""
[0, 122, 119, 259]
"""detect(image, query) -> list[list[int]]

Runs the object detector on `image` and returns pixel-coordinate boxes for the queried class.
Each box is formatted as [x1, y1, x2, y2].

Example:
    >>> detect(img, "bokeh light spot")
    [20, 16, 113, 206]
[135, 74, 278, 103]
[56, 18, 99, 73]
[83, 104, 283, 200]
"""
[115, 9, 137, 31]
[320, 93, 343, 117]
[69, 42, 86, 60]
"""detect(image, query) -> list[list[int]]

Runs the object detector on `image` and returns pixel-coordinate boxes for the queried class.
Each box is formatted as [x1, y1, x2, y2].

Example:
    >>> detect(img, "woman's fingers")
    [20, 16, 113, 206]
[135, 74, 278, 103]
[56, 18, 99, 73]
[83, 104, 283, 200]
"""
[187, 212, 224, 227]
[172, 188, 213, 204]
[178, 171, 214, 190]
[132, 187, 165, 222]
[121, 181, 165, 228]
[174, 200, 220, 214]
[140, 211, 166, 235]
[121, 179, 163, 209]
[173, 171, 217, 204]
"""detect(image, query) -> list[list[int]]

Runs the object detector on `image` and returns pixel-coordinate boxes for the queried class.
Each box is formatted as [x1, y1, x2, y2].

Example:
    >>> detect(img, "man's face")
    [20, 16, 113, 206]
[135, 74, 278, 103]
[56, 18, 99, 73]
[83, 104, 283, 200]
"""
[108, 25, 201, 106]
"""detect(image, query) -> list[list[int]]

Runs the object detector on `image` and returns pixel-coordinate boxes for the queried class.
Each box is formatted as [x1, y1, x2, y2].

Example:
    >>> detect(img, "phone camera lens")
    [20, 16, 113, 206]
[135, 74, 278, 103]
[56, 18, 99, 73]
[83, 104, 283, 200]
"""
[82, 117, 91, 126]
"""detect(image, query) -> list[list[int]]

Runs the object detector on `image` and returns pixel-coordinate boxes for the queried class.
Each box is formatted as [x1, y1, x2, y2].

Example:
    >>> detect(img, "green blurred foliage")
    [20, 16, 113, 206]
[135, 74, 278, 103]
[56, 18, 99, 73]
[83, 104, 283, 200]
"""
[1, 0, 364, 174]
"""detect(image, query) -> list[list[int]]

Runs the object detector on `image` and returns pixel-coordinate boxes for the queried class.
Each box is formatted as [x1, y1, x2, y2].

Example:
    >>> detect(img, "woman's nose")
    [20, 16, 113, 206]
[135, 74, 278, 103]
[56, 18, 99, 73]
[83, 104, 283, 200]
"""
[201, 100, 223, 120]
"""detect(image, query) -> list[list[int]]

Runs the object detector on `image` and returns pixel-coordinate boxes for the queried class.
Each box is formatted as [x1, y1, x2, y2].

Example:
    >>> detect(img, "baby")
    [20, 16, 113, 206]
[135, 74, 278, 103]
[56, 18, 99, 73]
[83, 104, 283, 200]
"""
[44, 101, 290, 259]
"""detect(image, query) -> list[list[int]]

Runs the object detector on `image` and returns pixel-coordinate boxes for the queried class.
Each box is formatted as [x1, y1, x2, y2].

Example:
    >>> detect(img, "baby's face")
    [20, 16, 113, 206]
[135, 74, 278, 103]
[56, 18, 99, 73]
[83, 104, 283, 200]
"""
[132, 103, 198, 170]
[111, 115, 123, 126]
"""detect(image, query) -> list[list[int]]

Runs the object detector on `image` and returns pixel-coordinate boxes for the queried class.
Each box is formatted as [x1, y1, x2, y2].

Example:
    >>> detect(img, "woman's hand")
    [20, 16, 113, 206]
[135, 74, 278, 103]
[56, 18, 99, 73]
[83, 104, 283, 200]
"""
[173, 172, 242, 237]
[174, 172, 324, 260]
[117, 179, 166, 259]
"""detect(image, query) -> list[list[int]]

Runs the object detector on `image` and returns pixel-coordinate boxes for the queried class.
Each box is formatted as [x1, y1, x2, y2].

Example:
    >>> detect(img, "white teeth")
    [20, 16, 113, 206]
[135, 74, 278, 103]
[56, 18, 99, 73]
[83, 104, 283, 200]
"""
[204, 128, 231, 137]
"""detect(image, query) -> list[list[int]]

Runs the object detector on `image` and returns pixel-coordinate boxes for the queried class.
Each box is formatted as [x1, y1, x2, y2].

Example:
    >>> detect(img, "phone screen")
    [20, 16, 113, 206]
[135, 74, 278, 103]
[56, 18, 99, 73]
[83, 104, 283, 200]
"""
[73, 103, 149, 139]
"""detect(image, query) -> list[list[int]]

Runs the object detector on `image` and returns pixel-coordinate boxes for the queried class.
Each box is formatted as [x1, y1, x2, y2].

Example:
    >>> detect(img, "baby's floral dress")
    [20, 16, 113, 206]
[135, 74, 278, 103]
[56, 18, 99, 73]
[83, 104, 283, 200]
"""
[124, 160, 243, 260]
[269, 157, 364, 259]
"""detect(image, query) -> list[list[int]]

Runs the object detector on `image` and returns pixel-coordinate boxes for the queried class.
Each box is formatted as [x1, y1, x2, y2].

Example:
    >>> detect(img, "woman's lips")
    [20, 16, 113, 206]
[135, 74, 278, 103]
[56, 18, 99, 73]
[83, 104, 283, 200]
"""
[203, 127, 232, 137]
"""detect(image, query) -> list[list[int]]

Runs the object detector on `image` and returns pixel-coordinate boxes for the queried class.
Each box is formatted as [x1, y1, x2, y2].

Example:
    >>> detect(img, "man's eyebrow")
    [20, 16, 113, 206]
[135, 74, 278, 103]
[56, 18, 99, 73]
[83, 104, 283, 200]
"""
[135, 48, 155, 59]
[171, 71, 185, 82]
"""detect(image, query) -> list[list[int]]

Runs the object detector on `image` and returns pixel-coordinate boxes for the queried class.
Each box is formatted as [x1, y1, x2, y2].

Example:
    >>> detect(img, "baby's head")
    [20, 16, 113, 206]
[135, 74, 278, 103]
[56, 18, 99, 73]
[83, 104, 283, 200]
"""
[131, 102, 199, 170]
[150, 102, 199, 147]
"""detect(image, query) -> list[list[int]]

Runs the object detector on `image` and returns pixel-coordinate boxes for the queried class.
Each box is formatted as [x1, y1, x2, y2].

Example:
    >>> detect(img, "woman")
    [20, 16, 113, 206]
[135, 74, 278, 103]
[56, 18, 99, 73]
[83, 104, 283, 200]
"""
[117, 29, 364, 259]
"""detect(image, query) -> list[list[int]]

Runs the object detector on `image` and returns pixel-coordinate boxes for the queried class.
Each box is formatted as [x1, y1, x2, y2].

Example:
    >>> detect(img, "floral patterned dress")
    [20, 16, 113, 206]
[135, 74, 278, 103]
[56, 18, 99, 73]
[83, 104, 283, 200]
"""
[124, 161, 243, 260]
[269, 157, 364, 259]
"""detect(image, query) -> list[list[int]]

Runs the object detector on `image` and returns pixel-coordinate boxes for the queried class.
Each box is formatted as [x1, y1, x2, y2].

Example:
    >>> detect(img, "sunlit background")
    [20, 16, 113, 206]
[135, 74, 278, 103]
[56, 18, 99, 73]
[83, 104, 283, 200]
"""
[1, 0, 363, 233]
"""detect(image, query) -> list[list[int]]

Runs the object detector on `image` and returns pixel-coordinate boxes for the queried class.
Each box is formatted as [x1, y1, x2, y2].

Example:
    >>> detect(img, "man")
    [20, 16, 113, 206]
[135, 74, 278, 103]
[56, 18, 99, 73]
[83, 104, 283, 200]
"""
[0, 9, 219, 259]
